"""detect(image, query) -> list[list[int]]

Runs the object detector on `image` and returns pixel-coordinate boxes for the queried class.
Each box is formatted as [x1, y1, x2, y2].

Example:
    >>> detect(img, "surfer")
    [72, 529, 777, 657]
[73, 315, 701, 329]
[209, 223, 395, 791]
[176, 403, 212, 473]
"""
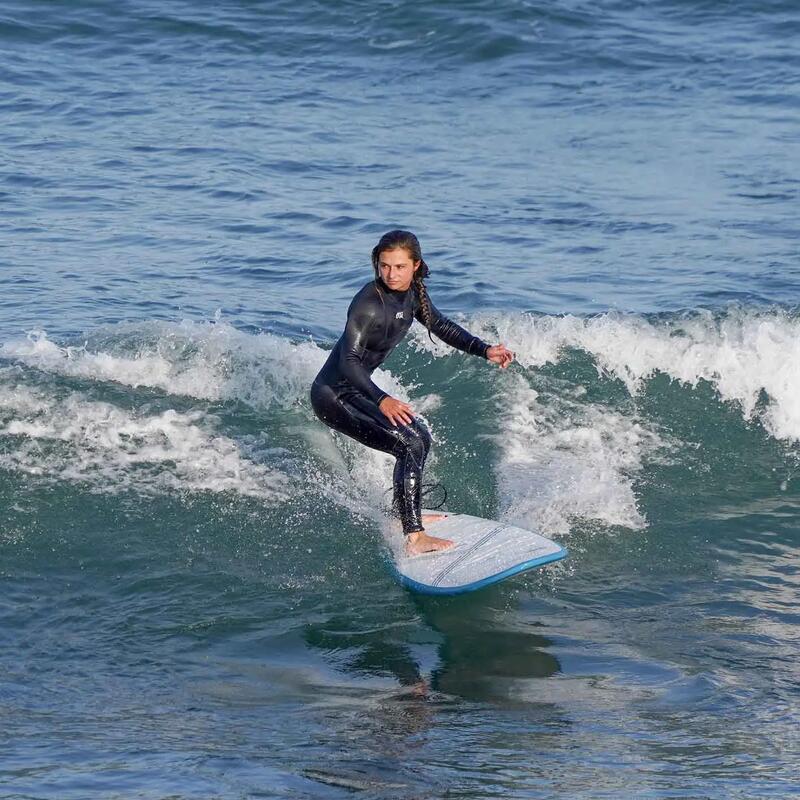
[310, 230, 514, 556]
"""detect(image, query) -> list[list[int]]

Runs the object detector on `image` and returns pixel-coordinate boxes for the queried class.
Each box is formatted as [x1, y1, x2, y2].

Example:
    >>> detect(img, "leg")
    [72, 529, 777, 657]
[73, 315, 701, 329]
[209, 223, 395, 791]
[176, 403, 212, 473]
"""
[311, 380, 403, 458]
[310, 382, 452, 554]
[342, 393, 448, 546]
[391, 418, 431, 534]
[389, 422, 449, 555]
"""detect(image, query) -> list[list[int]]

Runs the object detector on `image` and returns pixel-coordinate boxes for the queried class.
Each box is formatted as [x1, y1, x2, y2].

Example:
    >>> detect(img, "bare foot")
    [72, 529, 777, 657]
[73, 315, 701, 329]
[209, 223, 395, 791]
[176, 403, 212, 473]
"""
[405, 529, 454, 556]
[422, 512, 447, 526]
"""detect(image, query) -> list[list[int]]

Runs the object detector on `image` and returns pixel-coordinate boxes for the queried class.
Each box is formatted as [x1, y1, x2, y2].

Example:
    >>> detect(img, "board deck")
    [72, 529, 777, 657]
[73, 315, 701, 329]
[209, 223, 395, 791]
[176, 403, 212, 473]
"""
[390, 511, 567, 595]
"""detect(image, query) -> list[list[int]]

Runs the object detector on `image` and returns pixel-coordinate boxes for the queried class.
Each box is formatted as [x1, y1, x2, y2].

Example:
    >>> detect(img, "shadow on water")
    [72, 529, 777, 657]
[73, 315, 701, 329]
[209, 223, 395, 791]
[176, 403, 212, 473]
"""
[303, 585, 562, 704]
[423, 601, 561, 700]
[297, 582, 566, 796]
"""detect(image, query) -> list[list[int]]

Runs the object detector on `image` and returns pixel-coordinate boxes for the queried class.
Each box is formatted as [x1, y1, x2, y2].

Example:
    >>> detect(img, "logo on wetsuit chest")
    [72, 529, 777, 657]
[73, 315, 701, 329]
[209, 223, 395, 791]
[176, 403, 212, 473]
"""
[395, 311, 405, 319]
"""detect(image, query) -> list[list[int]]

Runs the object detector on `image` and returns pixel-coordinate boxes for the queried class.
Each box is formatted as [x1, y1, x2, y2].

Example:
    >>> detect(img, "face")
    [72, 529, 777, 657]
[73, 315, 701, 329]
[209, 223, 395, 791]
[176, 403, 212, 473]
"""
[377, 247, 419, 291]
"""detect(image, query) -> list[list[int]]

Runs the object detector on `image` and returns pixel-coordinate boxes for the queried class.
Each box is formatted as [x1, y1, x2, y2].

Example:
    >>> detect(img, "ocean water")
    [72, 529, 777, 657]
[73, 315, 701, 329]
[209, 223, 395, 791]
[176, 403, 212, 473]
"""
[2, 1, 799, 797]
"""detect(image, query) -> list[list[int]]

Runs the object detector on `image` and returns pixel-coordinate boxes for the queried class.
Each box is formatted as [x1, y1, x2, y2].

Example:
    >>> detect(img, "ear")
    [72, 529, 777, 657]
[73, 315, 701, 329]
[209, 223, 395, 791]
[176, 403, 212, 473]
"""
[413, 260, 421, 273]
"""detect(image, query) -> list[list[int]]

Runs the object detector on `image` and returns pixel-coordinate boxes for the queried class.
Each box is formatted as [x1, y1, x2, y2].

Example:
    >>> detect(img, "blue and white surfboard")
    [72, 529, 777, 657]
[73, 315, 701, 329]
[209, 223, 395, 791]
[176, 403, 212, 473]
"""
[390, 511, 567, 595]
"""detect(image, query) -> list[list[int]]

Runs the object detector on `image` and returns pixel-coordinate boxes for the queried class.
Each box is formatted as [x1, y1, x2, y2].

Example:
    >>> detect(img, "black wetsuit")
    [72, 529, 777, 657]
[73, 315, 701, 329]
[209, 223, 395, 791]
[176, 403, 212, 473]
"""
[310, 279, 490, 534]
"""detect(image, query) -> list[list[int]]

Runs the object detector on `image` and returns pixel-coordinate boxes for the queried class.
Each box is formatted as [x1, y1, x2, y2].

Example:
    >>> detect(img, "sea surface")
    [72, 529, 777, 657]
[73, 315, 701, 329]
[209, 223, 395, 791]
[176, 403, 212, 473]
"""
[2, 1, 800, 798]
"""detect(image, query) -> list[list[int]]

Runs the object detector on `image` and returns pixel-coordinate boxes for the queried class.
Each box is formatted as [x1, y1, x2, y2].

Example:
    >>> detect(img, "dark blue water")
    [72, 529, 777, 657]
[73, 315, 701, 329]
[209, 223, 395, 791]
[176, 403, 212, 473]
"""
[2, 1, 800, 798]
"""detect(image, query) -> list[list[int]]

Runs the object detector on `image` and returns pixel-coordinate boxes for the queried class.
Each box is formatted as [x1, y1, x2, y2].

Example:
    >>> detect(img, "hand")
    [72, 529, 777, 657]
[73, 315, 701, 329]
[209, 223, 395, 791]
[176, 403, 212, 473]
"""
[486, 344, 514, 369]
[379, 396, 415, 427]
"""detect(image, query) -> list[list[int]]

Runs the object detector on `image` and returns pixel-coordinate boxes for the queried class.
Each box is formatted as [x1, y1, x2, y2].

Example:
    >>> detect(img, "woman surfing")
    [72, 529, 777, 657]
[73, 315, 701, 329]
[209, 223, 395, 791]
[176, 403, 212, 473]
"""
[310, 230, 514, 556]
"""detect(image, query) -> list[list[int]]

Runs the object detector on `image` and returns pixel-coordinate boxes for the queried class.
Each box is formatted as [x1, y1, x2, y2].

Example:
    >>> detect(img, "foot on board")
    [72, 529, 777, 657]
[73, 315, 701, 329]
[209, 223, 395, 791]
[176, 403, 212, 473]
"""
[405, 530, 454, 557]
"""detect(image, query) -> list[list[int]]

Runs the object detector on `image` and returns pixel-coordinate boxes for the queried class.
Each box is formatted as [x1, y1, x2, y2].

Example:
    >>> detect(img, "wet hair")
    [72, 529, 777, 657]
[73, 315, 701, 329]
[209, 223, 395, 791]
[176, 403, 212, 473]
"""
[371, 229, 434, 340]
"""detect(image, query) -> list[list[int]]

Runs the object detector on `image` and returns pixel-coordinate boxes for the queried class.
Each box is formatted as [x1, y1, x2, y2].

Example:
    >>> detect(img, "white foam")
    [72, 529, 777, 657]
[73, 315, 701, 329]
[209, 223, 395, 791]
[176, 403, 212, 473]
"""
[494, 372, 656, 535]
[0, 382, 290, 500]
[416, 308, 800, 443]
[0, 322, 326, 410]
[1, 321, 423, 426]
[1, 327, 224, 399]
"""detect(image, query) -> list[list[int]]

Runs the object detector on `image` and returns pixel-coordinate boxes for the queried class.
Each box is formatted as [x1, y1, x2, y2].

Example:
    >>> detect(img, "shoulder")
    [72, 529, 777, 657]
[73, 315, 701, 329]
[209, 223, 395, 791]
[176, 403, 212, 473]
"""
[347, 281, 385, 320]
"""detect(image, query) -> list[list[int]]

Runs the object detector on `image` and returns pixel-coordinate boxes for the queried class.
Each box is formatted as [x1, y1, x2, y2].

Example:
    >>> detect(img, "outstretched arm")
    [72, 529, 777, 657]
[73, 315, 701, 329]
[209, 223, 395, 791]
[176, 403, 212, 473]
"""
[417, 298, 490, 356]
[417, 299, 514, 367]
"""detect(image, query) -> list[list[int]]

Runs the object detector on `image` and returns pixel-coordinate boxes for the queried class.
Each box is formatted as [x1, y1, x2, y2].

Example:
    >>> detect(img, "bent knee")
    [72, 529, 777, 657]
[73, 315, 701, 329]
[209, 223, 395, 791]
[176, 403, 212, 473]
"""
[415, 422, 432, 453]
[395, 421, 432, 461]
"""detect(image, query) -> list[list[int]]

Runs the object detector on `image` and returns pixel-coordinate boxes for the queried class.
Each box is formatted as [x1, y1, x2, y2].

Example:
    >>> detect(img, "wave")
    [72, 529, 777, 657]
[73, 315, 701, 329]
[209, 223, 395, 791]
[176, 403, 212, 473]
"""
[1, 308, 796, 541]
[0, 319, 411, 525]
[0, 320, 322, 408]
[0, 379, 291, 501]
[412, 306, 800, 443]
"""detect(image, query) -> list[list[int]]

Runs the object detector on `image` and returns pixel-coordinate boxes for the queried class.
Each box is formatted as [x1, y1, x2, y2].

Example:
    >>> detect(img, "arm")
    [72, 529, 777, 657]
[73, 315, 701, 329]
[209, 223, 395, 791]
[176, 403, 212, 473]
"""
[337, 296, 388, 406]
[417, 298, 490, 358]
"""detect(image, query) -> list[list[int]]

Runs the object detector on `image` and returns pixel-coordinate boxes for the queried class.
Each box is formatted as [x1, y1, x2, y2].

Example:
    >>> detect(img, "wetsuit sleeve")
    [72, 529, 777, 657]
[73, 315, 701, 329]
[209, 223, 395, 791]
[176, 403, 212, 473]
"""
[338, 295, 389, 406]
[416, 299, 491, 358]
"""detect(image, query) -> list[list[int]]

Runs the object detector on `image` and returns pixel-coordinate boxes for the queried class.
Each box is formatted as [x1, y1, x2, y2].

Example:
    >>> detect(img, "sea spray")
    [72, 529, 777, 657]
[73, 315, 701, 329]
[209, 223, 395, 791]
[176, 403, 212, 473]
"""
[492, 371, 657, 535]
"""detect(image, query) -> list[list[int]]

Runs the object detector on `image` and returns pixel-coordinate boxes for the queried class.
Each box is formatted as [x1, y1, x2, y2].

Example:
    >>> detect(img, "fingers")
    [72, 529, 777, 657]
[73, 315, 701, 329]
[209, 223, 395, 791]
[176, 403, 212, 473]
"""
[380, 398, 415, 426]
[393, 401, 415, 426]
[489, 345, 515, 368]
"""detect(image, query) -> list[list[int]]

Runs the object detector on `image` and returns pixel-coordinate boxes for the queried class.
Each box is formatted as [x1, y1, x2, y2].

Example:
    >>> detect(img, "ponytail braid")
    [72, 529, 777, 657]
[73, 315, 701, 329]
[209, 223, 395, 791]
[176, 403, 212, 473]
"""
[412, 258, 435, 342]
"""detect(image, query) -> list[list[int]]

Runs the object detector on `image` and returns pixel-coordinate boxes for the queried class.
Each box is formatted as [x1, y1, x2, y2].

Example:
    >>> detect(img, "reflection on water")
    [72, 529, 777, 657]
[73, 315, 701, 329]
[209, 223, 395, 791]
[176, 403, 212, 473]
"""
[304, 591, 561, 703]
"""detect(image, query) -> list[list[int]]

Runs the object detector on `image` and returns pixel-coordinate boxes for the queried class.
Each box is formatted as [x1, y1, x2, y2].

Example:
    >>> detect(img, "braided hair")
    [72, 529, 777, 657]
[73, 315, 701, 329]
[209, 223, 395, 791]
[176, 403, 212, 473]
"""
[371, 229, 434, 341]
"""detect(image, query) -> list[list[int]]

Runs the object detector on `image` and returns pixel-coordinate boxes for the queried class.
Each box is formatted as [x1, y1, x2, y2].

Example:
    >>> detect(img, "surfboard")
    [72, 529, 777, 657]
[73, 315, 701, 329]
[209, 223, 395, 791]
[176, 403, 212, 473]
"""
[390, 511, 567, 595]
